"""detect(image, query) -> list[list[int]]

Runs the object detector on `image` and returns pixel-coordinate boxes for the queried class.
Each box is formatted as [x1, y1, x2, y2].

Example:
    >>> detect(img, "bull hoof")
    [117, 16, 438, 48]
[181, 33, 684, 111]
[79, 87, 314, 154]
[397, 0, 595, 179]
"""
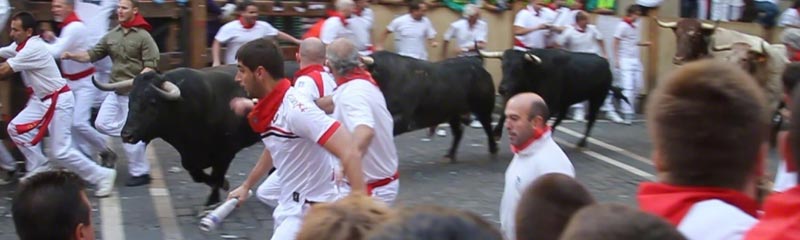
[442, 155, 457, 164]
[577, 139, 588, 148]
[222, 179, 230, 191]
[489, 146, 499, 154]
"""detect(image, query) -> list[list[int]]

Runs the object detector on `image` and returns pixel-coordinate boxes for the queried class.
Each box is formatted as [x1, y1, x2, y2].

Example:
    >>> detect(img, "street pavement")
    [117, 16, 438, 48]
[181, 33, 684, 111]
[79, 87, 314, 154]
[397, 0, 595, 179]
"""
[0, 116, 783, 240]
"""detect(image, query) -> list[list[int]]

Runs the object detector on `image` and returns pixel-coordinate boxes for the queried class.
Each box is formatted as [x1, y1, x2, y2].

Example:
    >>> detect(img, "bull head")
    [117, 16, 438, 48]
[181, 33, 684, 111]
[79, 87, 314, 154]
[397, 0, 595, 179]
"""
[93, 78, 134, 91]
[152, 81, 182, 100]
[478, 50, 503, 59]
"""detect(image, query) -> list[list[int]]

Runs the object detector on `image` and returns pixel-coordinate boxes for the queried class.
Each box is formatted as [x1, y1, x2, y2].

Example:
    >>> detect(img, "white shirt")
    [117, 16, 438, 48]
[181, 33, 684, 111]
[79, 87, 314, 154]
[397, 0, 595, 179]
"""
[677, 200, 758, 240]
[636, 0, 663, 7]
[321, 16, 361, 48]
[215, 20, 280, 64]
[45, 21, 95, 77]
[260, 87, 341, 216]
[499, 131, 575, 240]
[780, 8, 800, 27]
[552, 7, 577, 28]
[558, 24, 604, 55]
[349, 8, 374, 55]
[514, 6, 551, 49]
[75, 0, 116, 45]
[1, 37, 66, 99]
[294, 69, 337, 100]
[386, 14, 437, 60]
[613, 20, 642, 59]
[443, 18, 488, 49]
[332, 80, 398, 182]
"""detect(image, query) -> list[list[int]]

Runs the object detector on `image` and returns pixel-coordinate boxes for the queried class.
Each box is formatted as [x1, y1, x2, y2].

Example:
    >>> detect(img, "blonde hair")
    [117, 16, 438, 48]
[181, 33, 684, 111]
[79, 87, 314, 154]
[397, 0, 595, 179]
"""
[297, 193, 392, 240]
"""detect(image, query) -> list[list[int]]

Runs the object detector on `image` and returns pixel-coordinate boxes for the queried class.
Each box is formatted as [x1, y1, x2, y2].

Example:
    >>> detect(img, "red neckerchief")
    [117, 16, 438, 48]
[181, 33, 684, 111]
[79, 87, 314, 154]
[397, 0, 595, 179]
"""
[121, 13, 152, 32]
[336, 68, 378, 86]
[510, 126, 551, 154]
[637, 182, 759, 226]
[293, 64, 326, 82]
[744, 186, 800, 240]
[248, 79, 292, 133]
[327, 10, 348, 26]
[573, 24, 586, 33]
[58, 12, 81, 29]
[15, 38, 29, 52]
[779, 133, 797, 171]
[547, 3, 558, 10]
[623, 17, 637, 29]
[239, 17, 255, 29]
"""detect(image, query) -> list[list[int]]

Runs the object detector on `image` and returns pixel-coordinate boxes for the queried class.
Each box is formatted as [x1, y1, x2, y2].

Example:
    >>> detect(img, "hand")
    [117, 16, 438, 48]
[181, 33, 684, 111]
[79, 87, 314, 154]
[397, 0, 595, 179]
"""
[41, 31, 56, 42]
[430, 41, 439, 48]
[230, 97, 255, 116]
[212, 61, 221, 67]
[373, 45, 384, 51]
[227, 185, 251, 207]
[61, 52, 73, 60]
[538, 24, 550, 30]
[640, 41, 653, 46]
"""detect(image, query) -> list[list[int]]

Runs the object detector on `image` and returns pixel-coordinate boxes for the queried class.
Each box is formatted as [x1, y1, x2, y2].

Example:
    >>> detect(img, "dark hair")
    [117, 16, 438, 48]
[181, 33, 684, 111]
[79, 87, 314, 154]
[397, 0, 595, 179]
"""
[626, 4, 642, 15]
[236, 38, 285, 79]
[122, 0, 141, 8]
[367, 205, 503, 240]
[575, 11, 589, 22]
[515, 173, 595, 240]
[646, 59, 767, 189]
[12, 171, 91, 240]
[560, 204, 688, 240]
[408, 1, 426, 11]
[11, 12, 37, 34]
[783, 63, 800, 93]
[237, 0, 258, 12]
[529, 99, 550, 121]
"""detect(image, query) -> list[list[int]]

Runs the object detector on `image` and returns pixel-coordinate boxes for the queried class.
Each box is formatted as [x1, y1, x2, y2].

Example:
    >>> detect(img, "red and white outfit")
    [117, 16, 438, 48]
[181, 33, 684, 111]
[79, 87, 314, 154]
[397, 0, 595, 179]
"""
[215, 19, 280, 64]
[350, 7, 374, 56]
[332, 69, 399, 205]
[613, 18, 644, 116]
[75, 0, 115, 106]
[2, 37, 115, 185]
[256, 64, 337, 208]
[320, 12, 374, 55]
[744, 186, 800, 240]
[443, 18, 488, 56]
[386, 14, 437, 60]
[513, 5, 555, 50]
[499, 127, 575, 240]
[548, 5, 576, 47]
[248, 79, 341, 240]
[45, 13, 109, 159]
[638, 183, 759, 240]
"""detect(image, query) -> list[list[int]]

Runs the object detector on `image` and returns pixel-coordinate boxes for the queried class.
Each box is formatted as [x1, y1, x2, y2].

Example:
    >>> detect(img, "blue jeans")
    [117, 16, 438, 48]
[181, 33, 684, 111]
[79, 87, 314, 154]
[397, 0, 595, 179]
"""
[755, 1, 779, 28]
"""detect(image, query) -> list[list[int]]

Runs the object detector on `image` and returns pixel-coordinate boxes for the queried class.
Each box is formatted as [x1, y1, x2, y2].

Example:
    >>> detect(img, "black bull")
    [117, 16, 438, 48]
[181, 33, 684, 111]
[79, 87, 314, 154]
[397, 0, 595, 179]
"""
[364, 51, 498, 160]
[94, 62, 298, 206]
[483, 49, 627, 147]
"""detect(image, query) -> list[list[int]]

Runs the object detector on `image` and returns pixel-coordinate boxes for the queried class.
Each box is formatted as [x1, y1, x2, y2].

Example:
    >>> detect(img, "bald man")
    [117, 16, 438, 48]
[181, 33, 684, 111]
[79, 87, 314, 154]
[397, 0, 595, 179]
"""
[499, 92, 575, 240]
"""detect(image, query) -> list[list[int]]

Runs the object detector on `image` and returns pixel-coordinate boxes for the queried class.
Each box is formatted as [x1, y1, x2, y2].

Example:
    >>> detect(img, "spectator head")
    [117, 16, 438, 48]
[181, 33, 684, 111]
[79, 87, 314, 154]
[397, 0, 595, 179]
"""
[366, 205, 503, 240]
[355, 0, 370, 11]
[235, 38, 285, 98]
[117, 0, 140, 23]
[504, 92, 549, 148]
[297, 193, 392, 240]
[52, 0, 76, 22]
[626, 4, 642, 18]
[782, 63, 800, 106]
[9, 12, 36, 45]
[790, 86, 800, 182]
[575, 10, 589, 28]
[463, 4, 480, 22]
[297, 37, 327, 67]
[408, 1, 428, 20]
[326, 38, 360, 78]
[560, 203, 688, 240]
[236, 0, 259, 23]
[646, 59, 767, 192]
[336, 0, 356, 17]
[12, 171, 95, 240]
[515, 173, 595, 240]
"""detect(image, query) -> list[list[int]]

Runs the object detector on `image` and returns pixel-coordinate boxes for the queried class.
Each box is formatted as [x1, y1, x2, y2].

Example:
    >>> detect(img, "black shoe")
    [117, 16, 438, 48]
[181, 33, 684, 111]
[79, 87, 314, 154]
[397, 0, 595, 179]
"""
[99, 149, 118, 168]
[0, 169, 16, 185]
[125, 174, 151, 187]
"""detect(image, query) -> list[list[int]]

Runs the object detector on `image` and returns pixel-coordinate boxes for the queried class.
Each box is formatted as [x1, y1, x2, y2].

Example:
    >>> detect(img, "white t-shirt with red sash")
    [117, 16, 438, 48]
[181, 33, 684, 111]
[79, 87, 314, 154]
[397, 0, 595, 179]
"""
[248, 79, 341, 217]
[613, 17, 642, 59]
[513, 5, 555, 50]
[638, 183, 759, 240]
[215, 18, 280, 64]
[46, 12, 96, 81]
[499, 127, 575, 240]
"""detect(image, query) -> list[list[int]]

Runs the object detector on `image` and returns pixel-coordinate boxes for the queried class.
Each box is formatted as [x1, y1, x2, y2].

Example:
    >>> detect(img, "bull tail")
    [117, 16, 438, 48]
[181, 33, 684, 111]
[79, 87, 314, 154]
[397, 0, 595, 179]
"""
[610, 86, 631, 106]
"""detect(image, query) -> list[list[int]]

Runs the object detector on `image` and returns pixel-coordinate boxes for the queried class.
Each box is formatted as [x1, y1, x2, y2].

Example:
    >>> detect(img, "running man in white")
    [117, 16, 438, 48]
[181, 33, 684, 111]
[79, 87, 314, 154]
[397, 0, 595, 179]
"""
[374, 1, 438, 60]
[212, 0, 301, 66]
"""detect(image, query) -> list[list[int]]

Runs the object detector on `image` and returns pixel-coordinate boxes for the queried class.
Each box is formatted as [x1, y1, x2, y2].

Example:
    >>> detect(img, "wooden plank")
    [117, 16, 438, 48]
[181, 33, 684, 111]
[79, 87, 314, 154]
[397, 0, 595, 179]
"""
[189, 0, 208, 68]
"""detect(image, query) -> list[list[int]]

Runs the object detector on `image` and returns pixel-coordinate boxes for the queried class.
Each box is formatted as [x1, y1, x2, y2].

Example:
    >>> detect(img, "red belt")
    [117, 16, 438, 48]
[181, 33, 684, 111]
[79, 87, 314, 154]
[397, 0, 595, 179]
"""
[366, 171, 399, 196]
[62, 67, 95, 81]
[513, 38, 529, 49]
[14, 85, 71, 146]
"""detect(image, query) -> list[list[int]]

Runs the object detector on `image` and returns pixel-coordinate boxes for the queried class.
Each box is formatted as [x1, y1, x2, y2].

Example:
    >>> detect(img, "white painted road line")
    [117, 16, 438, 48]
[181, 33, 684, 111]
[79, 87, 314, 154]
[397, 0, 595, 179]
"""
[556, 127, 653, 166]
[100, 191, 125, 240]
[555, 137, 655, 181]
[147, 147, 184, 240]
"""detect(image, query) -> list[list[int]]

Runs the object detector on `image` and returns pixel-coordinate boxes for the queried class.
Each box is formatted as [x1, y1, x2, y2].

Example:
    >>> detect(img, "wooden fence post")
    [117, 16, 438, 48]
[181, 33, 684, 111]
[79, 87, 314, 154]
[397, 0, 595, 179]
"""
[190, 0, 207, 69]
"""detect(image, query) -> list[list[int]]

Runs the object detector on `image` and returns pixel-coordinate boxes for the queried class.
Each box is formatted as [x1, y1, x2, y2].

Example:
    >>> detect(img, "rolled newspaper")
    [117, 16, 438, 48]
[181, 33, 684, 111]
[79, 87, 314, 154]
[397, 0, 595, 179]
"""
[199, 190, 251, 231]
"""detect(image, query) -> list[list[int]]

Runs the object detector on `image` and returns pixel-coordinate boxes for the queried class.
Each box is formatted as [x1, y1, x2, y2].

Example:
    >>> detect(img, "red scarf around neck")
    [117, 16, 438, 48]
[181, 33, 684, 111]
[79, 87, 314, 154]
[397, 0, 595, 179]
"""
[293, 64, 326, 82]
[327, 10, 348, 26]
[121, 13, 152, 32]
[15, 38, 30, 52]
[58, 12, 81, 29]
[248, 79, 292, 133]
[547, 3, 558, 10]
[511, 126, 550, 154]
[239, 17, 255, 29]
[637, 182, 759, 226]
[336, 68, 377, 86]
[623, 17, 637, 29]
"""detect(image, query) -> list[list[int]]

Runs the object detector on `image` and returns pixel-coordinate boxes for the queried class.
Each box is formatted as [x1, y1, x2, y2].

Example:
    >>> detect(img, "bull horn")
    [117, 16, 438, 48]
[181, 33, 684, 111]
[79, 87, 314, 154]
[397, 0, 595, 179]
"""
[360, 56, 374, 66]
[478, 50, 503, 59]
[756, 41, 767, 55]
[152, 81, 181, 100]
[712, 44, 732, 52]
[93, 78, 133, 91]
[524, 52, 542, 64]
[701, 20, 719, 31]
[655, 18, 677, 29]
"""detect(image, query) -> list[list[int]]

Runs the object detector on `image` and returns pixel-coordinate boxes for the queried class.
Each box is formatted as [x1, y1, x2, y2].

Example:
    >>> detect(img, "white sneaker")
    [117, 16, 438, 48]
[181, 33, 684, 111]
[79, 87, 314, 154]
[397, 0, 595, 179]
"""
[469, 120, 482, 128]
[573, 109, 586, 122]
[436, 129, 447, 137]
[623, 113, 634, 125]
[95, 169, 116, 198]
[605, 111, 624, 124]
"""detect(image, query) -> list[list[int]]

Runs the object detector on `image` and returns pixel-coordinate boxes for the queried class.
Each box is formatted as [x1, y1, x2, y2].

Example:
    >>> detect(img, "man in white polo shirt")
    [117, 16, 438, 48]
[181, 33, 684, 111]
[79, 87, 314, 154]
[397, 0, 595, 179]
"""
[613, 4, 650, 125]
[351, 0, 374, 55]
[227, 38, 365, 240]
[442, 4, 487, 58]
[513, 0, 555, 50]
[375, 1, 438, 60]
[0, 12, 116, 197]
[212, 0, 301, 66]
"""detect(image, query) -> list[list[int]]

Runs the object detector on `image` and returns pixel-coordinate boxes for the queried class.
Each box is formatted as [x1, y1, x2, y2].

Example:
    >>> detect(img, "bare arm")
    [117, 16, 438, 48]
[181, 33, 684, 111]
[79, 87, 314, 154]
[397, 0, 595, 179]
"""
[277, 31, 302, 45]
[374, 29, 391, 51]
[61, 51, 92, 62]
[0, 63, 14, 79]
[352, 125, 374, 159]
[212, 40, 223, 66]
[514, 25, 547, 35]
[597, 39, 608, 58]
[227, 149, 274, 205]
[315, 96, 334, 114]
[322, 128, 366, 194]
[613, 37, 621, 67]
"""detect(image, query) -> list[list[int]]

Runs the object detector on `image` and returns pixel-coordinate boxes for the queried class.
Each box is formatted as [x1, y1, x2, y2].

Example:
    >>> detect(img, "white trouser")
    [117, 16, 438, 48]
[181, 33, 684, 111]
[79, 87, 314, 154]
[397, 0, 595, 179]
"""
[617, 57, 643, 115]
[7, 91, 108, 183]
[0, 142, 15, 171]
[95, 93, 149, 176]
[13, 98, 46, 172]
[92, 57, 112, 107]
[271, 205, 306, 240]
[67, 77, 109, 157]
[257, 173, 281, 208]
[711, 1, 731, 21]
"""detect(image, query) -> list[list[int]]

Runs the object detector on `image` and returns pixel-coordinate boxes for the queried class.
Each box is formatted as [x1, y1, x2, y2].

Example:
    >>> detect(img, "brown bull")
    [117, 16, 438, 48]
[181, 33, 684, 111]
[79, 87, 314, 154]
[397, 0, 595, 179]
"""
[655, 18, 718, 65]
